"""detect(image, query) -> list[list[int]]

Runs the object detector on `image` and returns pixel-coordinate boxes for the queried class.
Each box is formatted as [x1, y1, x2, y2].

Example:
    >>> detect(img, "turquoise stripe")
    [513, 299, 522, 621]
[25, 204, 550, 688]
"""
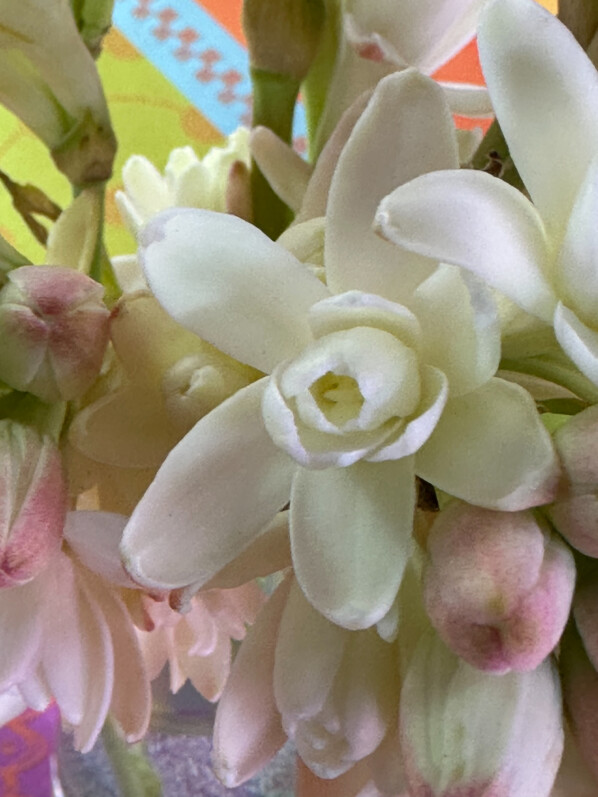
[112, 0, 307, 146]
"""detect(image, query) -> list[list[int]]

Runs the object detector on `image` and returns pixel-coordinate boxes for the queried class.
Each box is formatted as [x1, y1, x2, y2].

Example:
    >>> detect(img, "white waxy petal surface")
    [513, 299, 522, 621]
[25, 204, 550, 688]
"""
[140, 209, 329, 374]
[290, 458, 415, 629]
[416, 378, 559, 511]
[326, 70, 458, 303]
[478, 0, 598, 234]
[121, 379, 296, 590]
[377, 170, 555, 322]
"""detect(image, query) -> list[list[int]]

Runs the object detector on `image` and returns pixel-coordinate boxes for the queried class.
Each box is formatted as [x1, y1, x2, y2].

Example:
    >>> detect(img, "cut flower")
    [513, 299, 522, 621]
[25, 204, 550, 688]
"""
[121, 69, 558, 631]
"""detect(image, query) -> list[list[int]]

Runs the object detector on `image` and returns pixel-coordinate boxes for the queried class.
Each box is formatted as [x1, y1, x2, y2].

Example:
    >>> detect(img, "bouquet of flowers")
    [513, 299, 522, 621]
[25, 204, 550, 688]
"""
[1, 0, 597, 794]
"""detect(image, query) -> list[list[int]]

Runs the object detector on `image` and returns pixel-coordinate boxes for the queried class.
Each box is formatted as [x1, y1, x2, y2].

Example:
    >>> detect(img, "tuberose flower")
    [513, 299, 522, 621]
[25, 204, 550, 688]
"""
[375, 0, 598, 392]
[120, 69, 557, 632]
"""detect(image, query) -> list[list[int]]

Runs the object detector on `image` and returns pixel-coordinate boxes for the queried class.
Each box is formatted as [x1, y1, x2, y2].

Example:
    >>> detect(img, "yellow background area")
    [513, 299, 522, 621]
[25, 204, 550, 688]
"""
[0, 0, 560, 264]
[0, 29, 222, 263]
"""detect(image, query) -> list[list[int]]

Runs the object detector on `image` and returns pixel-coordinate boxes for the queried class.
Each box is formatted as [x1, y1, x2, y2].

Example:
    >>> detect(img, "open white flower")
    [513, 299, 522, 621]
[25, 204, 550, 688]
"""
[121, 69, 557, 632]
[376, 0, 598, 391]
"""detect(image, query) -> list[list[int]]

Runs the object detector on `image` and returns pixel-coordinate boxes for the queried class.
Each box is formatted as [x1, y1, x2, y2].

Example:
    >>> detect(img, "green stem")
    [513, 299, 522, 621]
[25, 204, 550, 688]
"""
[302, 0, 340, 162]
[249, 67, 298, 239]
[87, 183, 121, 305]
[101, 719, 163, 797]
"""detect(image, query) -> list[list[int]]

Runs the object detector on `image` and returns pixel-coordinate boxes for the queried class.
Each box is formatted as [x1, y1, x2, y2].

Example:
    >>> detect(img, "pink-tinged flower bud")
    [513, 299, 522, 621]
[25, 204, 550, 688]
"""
[0, 266, 110, 402]
[424, 501, 575, 673]
[553, 406, 598, 493]
[400, 630, 564, 797]
[560, 625, 598, 783]
[547, 493, 598, 557]
[0, 420, 67, 588]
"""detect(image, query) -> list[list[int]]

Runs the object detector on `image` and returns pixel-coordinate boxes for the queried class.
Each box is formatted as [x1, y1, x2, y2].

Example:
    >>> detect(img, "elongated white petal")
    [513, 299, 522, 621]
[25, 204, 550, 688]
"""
[377, 170, 555, 322]
[297, 91, 371, 224]
[416, 378, 559, 510]
[64, 511, 136, 589]
[140, 209, 328, 373]
[440, 82, 493, 118]
[250, 127, 312, 213]
[411, 265, 500, 397]
[70, 575, 114, 753]
[84, 574, 151, 743]
[554, 303, 598, 387]
[275, 580, 348, 722]
[290, 458, 415, 629]
[401, 631, 563, 797]
[478, 0, 598, 233]
[554, 158, 598, 329]
[213, 577, 291, 787]
[326, 70, 458, 302]
[121, 380, 295, 590]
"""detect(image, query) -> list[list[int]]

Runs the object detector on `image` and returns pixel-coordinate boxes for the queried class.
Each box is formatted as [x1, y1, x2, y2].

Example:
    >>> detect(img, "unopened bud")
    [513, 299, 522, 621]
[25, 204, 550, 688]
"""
[424, 501, 575, 673]
[243, 0, 325, 81]
[0, 266, 110, 402]
[0, 420, 67, 588]
[553, 405, 598, 492]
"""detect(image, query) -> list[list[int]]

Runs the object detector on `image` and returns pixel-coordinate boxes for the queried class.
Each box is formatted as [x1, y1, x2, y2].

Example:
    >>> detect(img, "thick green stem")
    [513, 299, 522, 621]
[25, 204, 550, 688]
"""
[101, 719, 163, 797]
[249, 67, 298, 239]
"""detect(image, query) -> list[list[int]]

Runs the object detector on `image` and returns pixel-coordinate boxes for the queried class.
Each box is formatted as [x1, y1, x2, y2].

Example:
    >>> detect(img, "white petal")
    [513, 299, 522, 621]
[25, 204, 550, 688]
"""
[70, 575, 115, 753]
[140, 209, 329, 373]
[121, 155, 170, 221]
[64, 511, 137, 589]
[377, 169, 556, 322]
[85, 575, 151, 743]
[296, 91, 372, 224]
[326, 70, 458, 302]
[416, 378, 560, 510]
[478, 0, 598, 233]
[554, 303, 598, 387]
[411, 265, 500, 397]
[121, 379, 296, 590]
[369, 366, 448, 461]
[440, 81, 493, 118]
[213, 577, 291, 787]
[554, 159, 598, 329]
[346, 0, 483, 75]
[274, 579, 348, 723]
[290, 459, 416, 629]
[250, 127, 312, 213]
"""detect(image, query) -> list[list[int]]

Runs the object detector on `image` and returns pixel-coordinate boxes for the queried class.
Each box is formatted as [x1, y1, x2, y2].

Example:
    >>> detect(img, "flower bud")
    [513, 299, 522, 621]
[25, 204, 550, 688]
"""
[0, 1, 116, 185]
[0, 420, 67, 588]
[243, 0, 326, 81]
[274, 581, 398, 779]
[0, 266, 110, 402]
[424, 501, 575, 673]
[400, 630, 564, 797]
[553, 406, 598, 493]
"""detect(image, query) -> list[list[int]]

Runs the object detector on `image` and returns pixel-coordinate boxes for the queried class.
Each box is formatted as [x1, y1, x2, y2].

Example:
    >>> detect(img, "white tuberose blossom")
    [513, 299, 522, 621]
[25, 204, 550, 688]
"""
[376, 0, 598, 390]
[121, 70, 557, 632]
